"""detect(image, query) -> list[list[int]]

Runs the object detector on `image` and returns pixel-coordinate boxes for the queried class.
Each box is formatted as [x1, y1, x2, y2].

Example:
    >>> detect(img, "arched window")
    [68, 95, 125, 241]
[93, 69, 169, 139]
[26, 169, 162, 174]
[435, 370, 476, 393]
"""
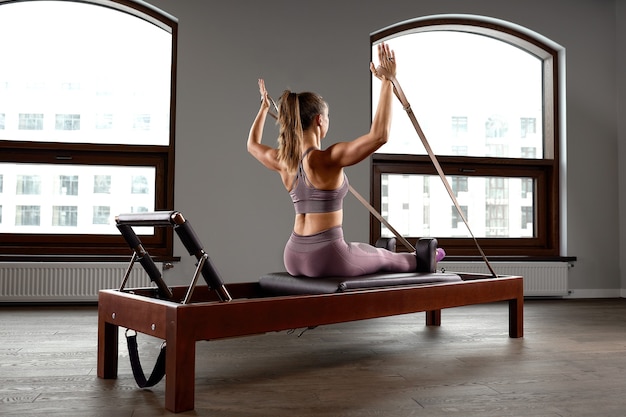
[370, 15, 563, 257]
[0, 0, 177, 259]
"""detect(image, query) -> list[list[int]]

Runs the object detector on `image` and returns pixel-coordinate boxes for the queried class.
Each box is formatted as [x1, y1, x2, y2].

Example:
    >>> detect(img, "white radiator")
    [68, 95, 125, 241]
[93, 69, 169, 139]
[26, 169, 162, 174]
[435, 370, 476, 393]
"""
[0, 262, 159, 303]
[439, 261, 570, 297]
[0, 261, 569, 302]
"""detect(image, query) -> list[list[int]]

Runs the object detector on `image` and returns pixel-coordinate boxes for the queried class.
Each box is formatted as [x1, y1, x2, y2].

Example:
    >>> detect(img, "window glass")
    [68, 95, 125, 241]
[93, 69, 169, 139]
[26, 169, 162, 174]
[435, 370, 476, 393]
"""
[0, 163, 155, 234]
[0, 1, 172, 145]
[373, 31, 543, 159]
[380, 173, 535, 239]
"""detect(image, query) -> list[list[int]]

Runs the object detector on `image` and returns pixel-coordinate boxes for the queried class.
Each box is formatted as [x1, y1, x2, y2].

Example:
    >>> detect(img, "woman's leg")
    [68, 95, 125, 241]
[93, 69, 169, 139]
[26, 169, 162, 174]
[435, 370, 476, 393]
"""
[284, 227, 416, 277]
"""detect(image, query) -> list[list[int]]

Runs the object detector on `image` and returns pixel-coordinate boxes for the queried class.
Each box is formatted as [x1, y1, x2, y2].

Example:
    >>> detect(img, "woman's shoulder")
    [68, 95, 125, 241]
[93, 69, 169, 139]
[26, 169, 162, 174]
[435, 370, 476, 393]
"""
[306, 148, 344, 181]
[308, 146, 342, 169]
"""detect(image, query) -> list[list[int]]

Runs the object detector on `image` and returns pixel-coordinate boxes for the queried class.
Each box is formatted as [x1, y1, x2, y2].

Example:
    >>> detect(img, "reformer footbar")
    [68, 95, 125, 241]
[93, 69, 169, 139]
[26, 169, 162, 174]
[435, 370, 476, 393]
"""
[116, 211, 233, 388]
[116, 210, 232, 303]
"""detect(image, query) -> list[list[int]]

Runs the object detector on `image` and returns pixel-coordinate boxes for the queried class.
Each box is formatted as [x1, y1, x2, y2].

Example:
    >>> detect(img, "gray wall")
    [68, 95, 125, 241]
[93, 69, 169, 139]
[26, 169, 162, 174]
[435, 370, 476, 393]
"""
[148, 0, 623, 296]
[618, 0, 626, 296]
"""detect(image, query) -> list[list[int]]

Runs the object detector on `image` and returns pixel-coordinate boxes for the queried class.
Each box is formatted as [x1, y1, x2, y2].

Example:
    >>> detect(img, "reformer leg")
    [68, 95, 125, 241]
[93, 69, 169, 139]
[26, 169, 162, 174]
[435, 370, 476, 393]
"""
[509, 296, 524, 338]
[425, 309, 441, 326]
[97, 311, 119, 379]
[165, 310, 196, 413]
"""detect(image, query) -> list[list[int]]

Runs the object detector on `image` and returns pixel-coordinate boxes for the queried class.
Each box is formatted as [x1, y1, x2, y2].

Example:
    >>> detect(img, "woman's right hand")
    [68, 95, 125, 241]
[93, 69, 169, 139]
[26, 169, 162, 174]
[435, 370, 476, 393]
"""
[370, 42, 396, 81]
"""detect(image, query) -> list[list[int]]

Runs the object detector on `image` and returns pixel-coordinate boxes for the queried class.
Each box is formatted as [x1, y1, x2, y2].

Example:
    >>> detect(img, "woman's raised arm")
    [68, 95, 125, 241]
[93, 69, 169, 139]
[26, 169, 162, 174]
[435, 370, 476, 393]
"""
[319, 43, 397, 168]
[247, 78, 281, 172]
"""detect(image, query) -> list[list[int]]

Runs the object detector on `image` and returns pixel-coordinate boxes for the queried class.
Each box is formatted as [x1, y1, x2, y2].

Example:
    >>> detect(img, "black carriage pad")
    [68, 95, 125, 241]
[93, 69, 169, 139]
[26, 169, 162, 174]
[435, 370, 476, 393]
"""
[259, 271, 463, 295]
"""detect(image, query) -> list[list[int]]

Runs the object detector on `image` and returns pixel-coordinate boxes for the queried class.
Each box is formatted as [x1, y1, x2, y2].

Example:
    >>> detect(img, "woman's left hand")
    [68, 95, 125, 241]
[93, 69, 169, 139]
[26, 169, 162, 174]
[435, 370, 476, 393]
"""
[258, 78, 270, 109]
[370, 42, 396, 81]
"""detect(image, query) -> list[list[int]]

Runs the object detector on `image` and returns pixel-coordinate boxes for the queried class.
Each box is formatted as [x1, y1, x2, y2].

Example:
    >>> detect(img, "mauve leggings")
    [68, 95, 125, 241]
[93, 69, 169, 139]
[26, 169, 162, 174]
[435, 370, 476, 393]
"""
[283, 226, 416, 278]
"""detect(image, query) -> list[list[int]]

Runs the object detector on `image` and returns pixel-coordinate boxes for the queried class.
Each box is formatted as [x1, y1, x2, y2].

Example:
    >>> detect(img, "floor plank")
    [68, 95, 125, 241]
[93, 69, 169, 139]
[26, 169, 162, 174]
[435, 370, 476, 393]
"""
[1, 299, 626, 416]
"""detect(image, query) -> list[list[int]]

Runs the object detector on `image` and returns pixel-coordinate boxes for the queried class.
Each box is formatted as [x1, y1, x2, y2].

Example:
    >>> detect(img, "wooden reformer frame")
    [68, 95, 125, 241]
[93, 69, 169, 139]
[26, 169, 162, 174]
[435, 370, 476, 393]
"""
[97, 211, 524, 413]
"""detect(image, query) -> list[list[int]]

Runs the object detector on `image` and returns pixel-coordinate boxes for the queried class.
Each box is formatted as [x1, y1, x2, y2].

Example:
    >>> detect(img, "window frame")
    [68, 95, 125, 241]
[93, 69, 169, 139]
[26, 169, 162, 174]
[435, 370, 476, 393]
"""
[370, 16, 561, 258]
[0, 0, 177, 260]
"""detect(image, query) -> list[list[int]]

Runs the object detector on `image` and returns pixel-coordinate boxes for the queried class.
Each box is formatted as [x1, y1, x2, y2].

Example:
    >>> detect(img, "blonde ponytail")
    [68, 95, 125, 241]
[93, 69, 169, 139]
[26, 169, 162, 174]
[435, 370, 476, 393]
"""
[276, 90, 327, 173]
[277, 91, 303, 173]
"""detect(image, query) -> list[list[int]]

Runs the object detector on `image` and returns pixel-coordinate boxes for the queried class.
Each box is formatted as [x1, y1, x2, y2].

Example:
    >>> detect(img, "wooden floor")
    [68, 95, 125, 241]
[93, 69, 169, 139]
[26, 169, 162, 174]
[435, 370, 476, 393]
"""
[1, 298, 626, 416]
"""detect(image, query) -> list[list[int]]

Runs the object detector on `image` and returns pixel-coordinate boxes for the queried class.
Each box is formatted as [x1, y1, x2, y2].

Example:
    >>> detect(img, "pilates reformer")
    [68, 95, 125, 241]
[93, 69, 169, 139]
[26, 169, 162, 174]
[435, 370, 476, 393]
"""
[98, 210, 523, 413]
[97, 58, 524, 413]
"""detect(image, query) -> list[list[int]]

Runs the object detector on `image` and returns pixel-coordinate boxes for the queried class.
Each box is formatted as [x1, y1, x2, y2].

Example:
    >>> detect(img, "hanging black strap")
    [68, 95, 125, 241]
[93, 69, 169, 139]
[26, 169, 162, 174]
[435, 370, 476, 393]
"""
[125, 330, 166, 388]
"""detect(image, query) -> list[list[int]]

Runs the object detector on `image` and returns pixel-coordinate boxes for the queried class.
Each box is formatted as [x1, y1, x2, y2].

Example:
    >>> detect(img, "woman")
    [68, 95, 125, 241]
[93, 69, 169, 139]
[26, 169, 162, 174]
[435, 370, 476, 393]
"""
[247, 43, 443, 277]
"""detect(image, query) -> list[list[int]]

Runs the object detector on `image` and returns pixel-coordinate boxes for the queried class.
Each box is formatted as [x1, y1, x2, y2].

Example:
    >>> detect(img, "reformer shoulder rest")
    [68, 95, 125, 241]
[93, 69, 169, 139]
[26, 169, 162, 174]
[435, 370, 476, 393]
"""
[259, 271, 463, 295]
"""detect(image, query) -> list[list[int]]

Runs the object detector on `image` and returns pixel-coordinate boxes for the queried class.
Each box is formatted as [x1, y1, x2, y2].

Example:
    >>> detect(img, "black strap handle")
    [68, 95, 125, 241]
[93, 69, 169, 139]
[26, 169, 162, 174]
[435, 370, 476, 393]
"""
[126, 330, 166, 388]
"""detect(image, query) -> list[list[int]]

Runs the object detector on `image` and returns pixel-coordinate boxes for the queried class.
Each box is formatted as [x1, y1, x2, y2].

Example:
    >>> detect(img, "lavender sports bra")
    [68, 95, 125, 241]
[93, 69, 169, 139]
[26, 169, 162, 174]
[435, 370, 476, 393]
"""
[289, 148, 349, 214]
